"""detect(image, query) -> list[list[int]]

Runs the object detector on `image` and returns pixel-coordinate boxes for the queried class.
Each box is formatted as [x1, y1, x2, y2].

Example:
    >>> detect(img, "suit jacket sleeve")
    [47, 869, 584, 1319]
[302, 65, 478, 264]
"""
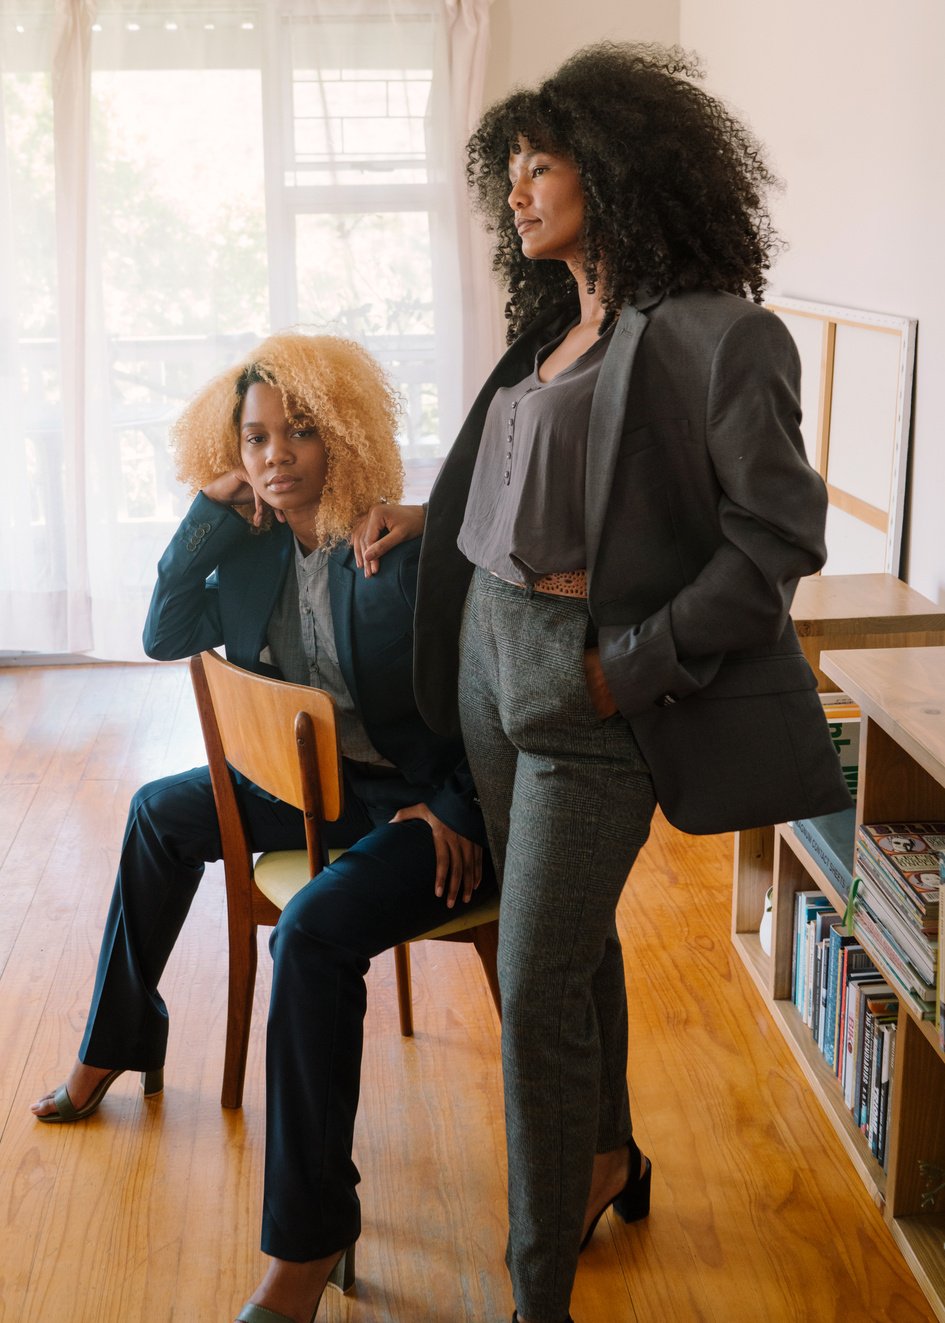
[424, 759, 485, 846]
[142, 492, 252, 661]
[382, 543, 485, 844]
[599, 311, 828, 716]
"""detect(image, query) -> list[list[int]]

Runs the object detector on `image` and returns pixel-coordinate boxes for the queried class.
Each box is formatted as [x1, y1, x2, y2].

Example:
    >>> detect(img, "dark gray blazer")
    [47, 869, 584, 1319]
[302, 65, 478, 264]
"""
[415, 287, 852, 834]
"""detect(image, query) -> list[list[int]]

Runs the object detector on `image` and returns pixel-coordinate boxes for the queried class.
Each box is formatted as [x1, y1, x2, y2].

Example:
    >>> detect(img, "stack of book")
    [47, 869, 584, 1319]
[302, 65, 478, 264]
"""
[792, 889, 898, 1166]
[853, 822, 943, 1022]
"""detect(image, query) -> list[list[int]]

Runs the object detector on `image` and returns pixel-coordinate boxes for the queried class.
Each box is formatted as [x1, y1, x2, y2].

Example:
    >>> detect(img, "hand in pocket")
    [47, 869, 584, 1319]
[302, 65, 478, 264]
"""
[583, 646, 618, 719]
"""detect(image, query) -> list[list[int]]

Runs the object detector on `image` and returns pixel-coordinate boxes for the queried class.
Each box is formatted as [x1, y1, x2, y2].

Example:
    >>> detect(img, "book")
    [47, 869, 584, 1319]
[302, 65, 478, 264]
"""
[833, 941, 874, 1079]
[793, 891, 834, 1015]
[790, 810, 856, 901]
[852, 905, 936, 1017]
[809, 907, 840, 1030]
[824, 925, 857, 1069]
[862, 993, 897, 1138]
[843, 976, 889, 1112]
[857, 822, 944, 923]
[818, 694, 860, 800]
[854, 857, 937, 984]
[878, 1021, 897, 1170]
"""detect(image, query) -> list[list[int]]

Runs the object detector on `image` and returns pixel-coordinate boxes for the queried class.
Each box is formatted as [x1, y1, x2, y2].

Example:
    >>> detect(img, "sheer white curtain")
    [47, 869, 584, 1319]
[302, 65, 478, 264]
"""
[0, 0, 494, 660]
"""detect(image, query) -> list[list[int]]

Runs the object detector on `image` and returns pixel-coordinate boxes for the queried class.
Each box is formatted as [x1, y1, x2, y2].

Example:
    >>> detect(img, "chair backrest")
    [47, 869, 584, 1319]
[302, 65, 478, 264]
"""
[190, 648, 343, 876]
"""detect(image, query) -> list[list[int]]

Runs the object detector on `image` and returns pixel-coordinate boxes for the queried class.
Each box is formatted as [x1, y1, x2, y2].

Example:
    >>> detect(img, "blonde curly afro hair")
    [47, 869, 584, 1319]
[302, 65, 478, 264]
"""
[171, 331, 403, 545]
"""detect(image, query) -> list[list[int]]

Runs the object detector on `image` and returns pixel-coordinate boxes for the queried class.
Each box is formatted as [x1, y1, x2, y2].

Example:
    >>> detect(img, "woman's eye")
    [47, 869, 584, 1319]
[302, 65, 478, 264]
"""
[532, 165, 548, 177]
[245, 435, 265, 446]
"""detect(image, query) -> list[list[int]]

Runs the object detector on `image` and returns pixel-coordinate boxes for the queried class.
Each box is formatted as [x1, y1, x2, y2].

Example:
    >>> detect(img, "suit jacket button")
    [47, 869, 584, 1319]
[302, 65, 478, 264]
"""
[659, 692, 678, 706]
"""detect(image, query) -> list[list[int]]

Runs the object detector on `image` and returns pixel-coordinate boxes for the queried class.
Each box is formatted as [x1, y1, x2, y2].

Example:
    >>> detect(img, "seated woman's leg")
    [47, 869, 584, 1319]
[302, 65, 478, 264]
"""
[32, 766, 307, 1117]
[248, 818, 497, 1316]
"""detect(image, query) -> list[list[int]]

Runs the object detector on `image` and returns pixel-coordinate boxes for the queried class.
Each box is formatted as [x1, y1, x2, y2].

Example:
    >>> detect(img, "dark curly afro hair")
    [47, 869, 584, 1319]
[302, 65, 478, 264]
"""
[466, 42, 782, 341]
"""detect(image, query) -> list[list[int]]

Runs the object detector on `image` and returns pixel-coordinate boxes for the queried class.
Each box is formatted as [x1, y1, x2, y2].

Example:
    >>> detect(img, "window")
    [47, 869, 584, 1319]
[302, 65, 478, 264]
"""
[0, 0, 487, 657]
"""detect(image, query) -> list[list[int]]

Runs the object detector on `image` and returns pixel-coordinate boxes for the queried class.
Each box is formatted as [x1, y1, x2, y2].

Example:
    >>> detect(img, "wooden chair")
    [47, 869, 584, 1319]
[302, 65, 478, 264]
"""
[190, 648, 501, 1109]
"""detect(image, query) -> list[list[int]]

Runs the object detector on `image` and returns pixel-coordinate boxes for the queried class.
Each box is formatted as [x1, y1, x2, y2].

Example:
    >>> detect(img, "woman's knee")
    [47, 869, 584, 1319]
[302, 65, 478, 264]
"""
[272, 883, 369, 971]
[125, 768, 220, 862]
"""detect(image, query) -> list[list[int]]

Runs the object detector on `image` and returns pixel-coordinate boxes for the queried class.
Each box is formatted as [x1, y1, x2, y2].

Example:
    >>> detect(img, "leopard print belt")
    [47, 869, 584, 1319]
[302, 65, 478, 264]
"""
[490, 569, 588, 599]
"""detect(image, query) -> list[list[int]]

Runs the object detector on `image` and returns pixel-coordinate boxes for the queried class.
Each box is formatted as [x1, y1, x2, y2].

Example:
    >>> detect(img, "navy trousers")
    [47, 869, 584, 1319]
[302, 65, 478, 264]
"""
[79, 762, 496, 1260]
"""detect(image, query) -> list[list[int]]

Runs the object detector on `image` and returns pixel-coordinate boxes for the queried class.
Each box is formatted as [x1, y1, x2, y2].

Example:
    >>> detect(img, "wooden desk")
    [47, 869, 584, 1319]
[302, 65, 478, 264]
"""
[792, 573, 945, 691]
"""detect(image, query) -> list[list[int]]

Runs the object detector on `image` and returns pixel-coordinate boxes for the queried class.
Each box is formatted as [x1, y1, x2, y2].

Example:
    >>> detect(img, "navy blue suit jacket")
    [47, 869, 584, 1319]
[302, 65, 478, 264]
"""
[144, 493, 484, 844]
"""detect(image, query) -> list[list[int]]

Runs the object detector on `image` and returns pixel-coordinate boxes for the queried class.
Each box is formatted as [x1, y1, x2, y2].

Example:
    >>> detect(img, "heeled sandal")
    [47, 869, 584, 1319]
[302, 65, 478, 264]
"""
[236, 1246, 355, 1323]
[579, 1137, 651, 1252]
[36, 1067, 164, 1124]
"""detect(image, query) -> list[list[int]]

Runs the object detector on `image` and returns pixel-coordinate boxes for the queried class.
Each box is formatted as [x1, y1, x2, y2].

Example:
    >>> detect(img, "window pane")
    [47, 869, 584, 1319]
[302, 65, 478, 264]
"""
[287, 15, 434, 185]
[88, 63, 267, 538]
[296, 210, 442, 456]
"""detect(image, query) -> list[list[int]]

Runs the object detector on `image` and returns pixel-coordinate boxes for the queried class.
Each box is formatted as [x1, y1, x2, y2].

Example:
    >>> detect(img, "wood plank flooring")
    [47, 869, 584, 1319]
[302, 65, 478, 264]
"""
[0, 662, 935, 1322]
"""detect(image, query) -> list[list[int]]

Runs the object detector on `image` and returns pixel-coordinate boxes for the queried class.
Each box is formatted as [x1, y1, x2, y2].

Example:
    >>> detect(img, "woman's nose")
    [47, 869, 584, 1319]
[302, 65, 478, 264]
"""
[265, 435, 293, 464]
[508, 177, 528, 210]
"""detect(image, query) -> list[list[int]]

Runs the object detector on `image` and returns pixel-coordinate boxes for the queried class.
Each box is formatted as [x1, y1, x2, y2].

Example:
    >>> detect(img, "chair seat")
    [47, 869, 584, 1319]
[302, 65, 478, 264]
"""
[253, 848, 500, 940]
[253, 848, 346, 911]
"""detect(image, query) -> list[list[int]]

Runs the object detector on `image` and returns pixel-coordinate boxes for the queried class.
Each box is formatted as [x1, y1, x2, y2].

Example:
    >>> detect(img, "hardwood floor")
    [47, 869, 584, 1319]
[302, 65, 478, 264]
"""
[0, 662, 935, 1322]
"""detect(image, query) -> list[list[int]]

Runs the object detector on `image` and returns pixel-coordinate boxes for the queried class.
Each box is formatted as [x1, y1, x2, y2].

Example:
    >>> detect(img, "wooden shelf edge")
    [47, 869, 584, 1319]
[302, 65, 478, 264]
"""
[888, 1215, 945, 1323]
[731, 934, 886, 1206]
[731, 930, 770, 1000]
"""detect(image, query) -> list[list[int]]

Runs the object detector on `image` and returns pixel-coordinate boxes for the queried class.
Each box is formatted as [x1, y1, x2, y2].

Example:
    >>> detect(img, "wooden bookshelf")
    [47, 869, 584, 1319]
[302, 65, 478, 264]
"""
[733, 645, 945, 1321]
[792, 573, 945, 691]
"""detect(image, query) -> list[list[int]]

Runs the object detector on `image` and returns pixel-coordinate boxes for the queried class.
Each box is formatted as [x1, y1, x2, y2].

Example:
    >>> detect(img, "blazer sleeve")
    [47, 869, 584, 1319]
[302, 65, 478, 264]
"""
[599, 311, 827, 716]
[385, 542, 486, 844]
[424, 759, 487, 846]
[142, 492, 253, 661]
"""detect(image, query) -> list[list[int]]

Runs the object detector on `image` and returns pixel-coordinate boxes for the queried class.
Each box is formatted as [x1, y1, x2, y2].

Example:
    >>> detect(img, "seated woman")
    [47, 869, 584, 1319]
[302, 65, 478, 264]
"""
[31, 332, 496, 1323]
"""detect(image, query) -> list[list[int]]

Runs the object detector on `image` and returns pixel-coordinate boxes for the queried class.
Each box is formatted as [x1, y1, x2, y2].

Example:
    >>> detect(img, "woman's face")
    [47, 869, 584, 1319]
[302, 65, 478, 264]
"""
[507, 137, 585, 266]
[239, 381, 328, 534]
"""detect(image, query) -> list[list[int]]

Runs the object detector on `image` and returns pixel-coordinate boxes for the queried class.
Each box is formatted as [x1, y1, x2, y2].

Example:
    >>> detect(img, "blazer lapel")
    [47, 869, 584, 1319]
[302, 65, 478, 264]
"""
[327, 548, 360, 709]
[233, 524, 292, 666]
[585, 302, 651, 582]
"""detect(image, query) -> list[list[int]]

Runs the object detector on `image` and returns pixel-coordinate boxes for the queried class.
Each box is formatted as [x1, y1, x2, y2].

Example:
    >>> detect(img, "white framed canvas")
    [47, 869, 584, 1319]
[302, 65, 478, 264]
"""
[764, 296, 917, 575]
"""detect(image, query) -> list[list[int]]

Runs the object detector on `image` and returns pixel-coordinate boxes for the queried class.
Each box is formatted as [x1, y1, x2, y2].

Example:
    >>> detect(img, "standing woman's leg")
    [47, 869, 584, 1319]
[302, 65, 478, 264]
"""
[459, 570, 655, 1323]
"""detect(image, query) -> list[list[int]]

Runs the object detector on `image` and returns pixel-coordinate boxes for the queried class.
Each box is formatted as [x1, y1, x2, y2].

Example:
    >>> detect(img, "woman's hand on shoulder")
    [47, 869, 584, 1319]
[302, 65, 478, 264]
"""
[202, 469, 283, 528]
[351, 502, 426, 576]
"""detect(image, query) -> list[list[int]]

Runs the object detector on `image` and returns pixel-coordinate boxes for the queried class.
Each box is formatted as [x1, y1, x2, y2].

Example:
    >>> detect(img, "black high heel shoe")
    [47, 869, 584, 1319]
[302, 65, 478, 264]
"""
[579, 1138, 651, 1252]
[511, 1314, 574, 1322]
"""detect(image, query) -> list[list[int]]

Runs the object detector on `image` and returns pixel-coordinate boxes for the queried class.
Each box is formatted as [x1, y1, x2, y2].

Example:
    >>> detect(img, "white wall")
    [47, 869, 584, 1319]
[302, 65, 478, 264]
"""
[484, 0, 678, 105]
[680, 0, 945, 602]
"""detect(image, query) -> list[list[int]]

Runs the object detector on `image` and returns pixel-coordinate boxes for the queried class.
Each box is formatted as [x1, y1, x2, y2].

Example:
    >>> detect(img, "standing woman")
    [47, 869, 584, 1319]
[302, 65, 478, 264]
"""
[406, 42, 852, 1323]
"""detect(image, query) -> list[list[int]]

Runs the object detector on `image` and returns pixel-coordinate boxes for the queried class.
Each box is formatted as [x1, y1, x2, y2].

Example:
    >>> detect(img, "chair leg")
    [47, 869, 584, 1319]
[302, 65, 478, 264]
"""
[222, 926, 258, 1109]
[471, 920, 501, 1020]
[394, 942, 414, 1037]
